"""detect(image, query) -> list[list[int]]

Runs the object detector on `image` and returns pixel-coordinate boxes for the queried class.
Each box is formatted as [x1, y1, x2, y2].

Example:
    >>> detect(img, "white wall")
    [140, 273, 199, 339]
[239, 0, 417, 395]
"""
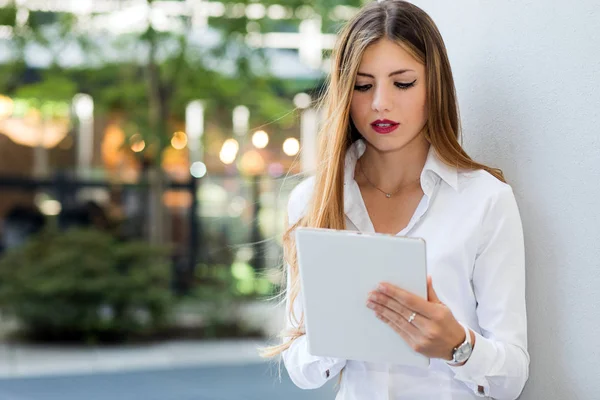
[409, 0, 600, 398]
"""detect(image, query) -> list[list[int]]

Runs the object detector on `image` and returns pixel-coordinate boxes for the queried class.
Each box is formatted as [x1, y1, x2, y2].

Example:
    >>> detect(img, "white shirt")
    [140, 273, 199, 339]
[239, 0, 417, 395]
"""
[282, 140, 529, 400]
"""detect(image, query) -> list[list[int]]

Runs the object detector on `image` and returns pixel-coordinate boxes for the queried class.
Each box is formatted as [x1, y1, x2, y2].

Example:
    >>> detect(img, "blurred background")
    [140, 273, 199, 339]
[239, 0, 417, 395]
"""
[4, 1, 598, 399]
[0, 0, 361, 398]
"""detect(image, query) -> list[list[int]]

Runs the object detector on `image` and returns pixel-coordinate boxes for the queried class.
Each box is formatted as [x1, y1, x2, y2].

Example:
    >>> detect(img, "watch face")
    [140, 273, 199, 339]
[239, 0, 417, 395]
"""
[454, 343, 473, 363]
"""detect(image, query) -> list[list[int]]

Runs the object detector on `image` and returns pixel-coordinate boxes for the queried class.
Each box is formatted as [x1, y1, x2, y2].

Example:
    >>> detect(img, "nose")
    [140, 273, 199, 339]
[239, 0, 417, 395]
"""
[371, 85, 393, 113]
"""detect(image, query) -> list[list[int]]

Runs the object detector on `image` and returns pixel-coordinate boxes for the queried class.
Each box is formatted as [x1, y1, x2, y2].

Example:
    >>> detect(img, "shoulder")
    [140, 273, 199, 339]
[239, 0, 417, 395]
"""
[287, 176, 316, 225]
[457, 170, 522, 237]
[457, 169, 515, 206]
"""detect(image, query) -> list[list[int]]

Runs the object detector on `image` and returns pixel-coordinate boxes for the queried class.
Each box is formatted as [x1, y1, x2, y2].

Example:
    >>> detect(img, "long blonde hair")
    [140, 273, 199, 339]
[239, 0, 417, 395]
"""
[261, 0, 504, 359]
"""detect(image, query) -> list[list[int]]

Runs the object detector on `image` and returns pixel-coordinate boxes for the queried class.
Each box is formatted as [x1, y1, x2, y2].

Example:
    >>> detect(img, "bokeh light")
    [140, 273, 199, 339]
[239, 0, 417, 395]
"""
[130, 134, 145, 153]
[283, 137, 300, 156]
[190, 161, 207, 178]
[219, 139, 239, 164]
[171, 131, 188, 150]
[252, 130, 269, 149]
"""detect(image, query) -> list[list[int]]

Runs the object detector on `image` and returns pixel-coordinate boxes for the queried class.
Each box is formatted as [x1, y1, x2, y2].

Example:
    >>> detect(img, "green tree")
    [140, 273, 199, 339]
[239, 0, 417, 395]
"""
[0, 0, 362, 245]
[1, 0, 363, 146]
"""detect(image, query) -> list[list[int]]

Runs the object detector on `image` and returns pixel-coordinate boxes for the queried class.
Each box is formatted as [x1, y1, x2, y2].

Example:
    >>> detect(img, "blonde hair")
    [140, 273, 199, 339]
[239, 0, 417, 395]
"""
[261, 0, 504, 360]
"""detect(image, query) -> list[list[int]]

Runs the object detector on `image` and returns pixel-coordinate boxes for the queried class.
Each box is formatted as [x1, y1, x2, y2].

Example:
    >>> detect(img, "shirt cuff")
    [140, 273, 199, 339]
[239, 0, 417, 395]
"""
[449, 329, 498, 390]
[296, 334, 346, 381]
[320, 357, 346, 380]
[295, 334, 346, 380]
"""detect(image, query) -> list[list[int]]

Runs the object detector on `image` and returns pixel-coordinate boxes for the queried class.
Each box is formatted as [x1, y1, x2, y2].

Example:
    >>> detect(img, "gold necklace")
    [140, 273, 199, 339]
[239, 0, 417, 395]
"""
[358, 159, 421, 199]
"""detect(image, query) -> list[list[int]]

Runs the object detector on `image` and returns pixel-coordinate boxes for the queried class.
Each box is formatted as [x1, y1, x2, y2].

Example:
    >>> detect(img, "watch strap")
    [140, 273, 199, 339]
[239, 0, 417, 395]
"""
[447, 323, 472, 366]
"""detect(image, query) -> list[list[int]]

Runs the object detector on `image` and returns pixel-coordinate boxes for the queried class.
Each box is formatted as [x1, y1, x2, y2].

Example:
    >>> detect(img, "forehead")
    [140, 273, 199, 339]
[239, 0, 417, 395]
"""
[358, 38, 423, 73]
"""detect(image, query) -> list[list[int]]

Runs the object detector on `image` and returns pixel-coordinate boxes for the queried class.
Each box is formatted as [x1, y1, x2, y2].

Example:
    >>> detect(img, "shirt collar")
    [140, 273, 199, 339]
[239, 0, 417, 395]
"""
[343, 139, 459, 192]
[422, 144, 459, 192]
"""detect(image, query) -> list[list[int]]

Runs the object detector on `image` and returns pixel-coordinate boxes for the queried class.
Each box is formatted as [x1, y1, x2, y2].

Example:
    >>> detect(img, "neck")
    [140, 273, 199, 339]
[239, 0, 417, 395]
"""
[357, 134, 430, 193]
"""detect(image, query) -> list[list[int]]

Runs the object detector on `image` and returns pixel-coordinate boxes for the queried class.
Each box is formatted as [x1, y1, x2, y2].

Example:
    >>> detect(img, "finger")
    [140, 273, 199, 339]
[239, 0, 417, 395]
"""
[377, 282, 438, 319]
[369, 300, 420, 339]
[376, 313, 417, 348]
[427, 276, 441, 304]
[368, 291, 428, 331]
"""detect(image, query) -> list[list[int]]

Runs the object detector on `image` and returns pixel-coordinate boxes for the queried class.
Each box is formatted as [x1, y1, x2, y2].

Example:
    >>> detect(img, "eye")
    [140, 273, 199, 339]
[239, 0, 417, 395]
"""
[395, 80, 417, 90]
[354, 84, 372, 92]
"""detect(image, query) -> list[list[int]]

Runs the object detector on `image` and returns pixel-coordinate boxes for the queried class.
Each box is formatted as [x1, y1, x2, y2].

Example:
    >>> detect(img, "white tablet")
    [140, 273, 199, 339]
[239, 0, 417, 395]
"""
[295, 227, 430, 368]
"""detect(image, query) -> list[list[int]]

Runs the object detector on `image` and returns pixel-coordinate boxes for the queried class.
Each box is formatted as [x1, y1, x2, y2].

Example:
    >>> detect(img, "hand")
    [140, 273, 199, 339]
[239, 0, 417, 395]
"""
[366, 276, 471, 361]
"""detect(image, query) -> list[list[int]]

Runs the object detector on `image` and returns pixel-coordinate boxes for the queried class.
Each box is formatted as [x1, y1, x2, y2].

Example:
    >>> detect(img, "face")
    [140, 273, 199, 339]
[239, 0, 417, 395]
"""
[350, 38, 428, 153]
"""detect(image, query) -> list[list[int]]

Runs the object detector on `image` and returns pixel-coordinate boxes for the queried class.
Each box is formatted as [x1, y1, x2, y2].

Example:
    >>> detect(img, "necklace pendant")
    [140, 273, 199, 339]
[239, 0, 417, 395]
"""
[385, 193, 391, 198]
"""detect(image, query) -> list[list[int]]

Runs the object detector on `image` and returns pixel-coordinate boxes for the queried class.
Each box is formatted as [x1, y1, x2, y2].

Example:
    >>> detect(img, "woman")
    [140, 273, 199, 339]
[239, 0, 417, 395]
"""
[262, 1, 529, 399]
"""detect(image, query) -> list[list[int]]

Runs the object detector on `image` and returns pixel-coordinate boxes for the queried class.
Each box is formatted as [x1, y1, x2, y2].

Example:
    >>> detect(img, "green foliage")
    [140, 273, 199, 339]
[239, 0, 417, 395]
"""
[0, 0, 362, 161]
[0, 228, 174, 343]
[188, 262, 276, 337]
[14, 74, 77, 102]
[194, 262, 275, 302]
[0, 5, 16, 26]
[191, 264, 237, 331]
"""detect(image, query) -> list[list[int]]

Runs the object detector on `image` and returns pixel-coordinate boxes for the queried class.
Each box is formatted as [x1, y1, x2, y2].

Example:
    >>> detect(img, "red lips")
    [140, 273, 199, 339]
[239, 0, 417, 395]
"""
[371, 119, 399, 134]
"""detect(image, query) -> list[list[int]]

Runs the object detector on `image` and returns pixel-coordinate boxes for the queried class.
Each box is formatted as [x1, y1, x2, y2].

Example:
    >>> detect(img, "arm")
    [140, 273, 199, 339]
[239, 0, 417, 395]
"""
[367, 184, 529, 400]
[449, 185, 530, 399]
[280, 181, 346, 389]
[281, 260, 346, 389]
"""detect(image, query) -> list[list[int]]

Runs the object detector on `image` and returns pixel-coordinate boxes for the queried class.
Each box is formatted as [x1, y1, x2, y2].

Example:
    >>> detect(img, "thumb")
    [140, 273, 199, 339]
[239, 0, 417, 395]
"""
[427, 275, 441, 303]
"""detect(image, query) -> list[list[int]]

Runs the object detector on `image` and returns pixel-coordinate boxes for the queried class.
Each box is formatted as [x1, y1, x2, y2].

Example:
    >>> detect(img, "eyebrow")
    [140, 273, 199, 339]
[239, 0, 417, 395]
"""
[357, 69, 414, 78]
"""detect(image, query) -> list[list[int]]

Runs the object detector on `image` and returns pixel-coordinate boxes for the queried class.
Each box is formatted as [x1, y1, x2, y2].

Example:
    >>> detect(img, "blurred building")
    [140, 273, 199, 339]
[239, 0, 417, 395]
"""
[0, 0, 355, 279]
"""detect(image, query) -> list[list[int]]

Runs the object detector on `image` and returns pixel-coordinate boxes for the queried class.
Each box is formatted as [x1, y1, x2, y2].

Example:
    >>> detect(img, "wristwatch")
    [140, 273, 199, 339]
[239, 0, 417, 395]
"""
[447, 323, 473, 366]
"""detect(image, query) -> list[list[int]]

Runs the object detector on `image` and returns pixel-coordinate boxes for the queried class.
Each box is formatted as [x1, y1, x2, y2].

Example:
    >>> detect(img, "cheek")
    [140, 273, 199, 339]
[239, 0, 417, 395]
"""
[401, 92, 427, 123]
[349, 99, 359, 124]
[418, 88, 428, 119]
[350, 95, 369, 124]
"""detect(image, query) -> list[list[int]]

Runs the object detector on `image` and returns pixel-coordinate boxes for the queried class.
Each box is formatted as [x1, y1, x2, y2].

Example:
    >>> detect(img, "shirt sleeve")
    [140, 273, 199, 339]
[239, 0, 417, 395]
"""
[281, 262, 346, 389]
[449, 184, 530, 400]
[281, 179, 346, 389]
